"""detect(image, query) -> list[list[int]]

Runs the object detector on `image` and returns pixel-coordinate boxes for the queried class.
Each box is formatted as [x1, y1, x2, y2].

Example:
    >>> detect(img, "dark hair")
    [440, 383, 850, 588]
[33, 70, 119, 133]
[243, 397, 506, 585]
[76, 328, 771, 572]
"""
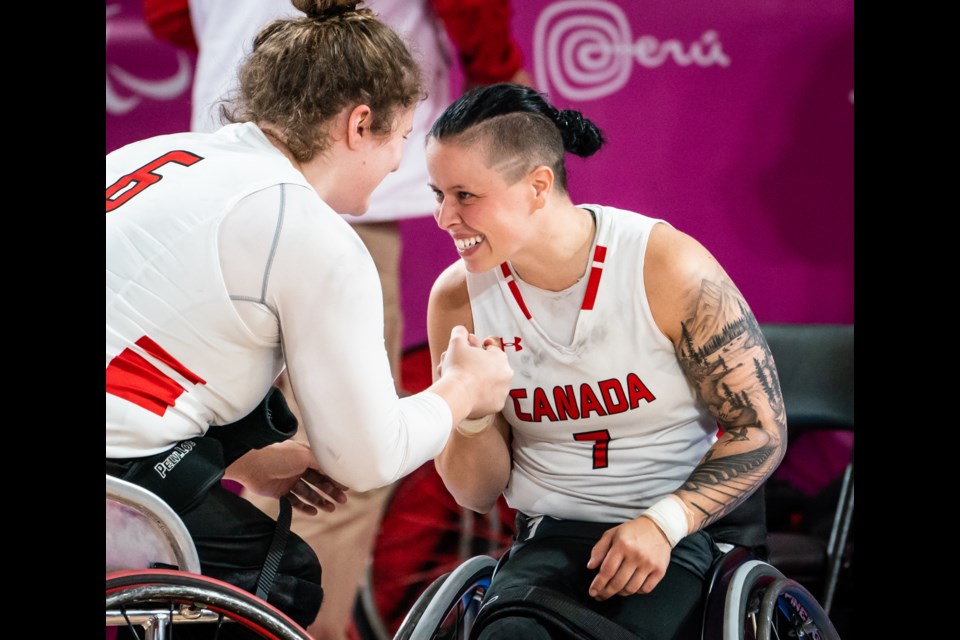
[428, 83, 605, 192]
[224, 0, 424, 162]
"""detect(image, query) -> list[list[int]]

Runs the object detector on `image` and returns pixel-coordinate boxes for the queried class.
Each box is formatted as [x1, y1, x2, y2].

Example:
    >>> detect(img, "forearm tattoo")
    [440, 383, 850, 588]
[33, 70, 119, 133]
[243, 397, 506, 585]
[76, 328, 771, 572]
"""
[675, 278, 786, 526]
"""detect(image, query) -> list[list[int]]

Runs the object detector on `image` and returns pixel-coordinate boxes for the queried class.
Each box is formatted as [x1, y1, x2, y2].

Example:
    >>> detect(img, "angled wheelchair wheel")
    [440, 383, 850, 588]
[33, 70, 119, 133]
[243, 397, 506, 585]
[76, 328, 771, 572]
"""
[755, 577, 840, 640]
[107, 569, 312, 640]
[354, 463, 516, 639]
[717, 560, 841, 640]
[393, 555, 498, 640]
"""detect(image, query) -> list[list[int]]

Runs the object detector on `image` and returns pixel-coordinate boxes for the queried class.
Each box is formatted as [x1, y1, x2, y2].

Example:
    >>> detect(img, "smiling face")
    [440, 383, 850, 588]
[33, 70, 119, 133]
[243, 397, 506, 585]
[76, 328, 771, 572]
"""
[426, 137, 542, 273]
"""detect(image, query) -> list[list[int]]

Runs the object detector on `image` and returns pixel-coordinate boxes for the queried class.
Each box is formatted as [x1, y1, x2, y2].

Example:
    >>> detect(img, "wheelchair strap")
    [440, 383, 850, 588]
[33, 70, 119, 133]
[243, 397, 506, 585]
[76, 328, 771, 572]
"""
[472, 585, 648, 640]
[255, 495, 292, 601]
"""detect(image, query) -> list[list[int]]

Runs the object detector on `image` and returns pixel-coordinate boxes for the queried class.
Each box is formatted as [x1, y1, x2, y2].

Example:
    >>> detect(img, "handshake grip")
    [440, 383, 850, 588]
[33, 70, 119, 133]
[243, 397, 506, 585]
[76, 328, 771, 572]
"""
[440, 325, 514, 431]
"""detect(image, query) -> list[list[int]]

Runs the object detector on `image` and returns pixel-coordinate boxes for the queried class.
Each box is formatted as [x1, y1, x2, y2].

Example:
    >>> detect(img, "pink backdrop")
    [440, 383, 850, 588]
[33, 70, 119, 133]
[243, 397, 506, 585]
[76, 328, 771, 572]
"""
[106, 0, 854, 352]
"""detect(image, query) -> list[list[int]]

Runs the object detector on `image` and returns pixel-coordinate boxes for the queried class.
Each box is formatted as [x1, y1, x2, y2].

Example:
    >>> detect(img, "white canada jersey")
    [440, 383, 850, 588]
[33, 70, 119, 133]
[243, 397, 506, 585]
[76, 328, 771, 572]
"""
[106, 123, 452, 491]
[465, 205, 718, 523]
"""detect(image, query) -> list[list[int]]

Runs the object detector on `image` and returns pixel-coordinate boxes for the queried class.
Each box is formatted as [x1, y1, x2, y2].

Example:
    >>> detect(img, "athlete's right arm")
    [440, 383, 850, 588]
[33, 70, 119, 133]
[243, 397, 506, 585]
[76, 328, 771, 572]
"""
[428, 261, 513, 514]
[251, 189, 512, 492]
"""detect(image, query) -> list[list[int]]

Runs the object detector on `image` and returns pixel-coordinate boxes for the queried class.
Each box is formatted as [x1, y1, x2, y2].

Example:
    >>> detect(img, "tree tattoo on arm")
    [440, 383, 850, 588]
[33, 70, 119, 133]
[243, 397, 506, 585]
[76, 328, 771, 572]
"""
[674, 277, 787, 529]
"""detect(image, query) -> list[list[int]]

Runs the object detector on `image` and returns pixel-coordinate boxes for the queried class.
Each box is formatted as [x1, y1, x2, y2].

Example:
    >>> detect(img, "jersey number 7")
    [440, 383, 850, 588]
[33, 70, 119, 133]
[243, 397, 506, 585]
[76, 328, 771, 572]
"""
[573, 429, 611, 469]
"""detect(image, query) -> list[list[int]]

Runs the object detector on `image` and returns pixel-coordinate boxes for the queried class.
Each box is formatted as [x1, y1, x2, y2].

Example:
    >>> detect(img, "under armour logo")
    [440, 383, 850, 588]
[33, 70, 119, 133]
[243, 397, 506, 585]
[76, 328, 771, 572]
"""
[499, 337, 523, 351]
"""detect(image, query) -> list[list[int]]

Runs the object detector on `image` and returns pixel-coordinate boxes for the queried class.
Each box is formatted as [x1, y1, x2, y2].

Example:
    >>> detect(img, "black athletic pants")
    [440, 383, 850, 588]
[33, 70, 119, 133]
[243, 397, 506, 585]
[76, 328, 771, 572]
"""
[477, 515, 722, 640]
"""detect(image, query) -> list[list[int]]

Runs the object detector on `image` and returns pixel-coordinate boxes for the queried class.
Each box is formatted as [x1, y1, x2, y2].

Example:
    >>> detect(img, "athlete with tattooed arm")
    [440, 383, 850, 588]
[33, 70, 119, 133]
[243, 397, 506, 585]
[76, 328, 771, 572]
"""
[425, 83, 787, 640]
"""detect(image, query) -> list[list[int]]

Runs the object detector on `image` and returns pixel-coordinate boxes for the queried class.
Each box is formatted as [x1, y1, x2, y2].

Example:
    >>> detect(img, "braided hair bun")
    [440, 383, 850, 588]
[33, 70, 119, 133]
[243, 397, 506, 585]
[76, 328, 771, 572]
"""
[550, 108, 605, 158]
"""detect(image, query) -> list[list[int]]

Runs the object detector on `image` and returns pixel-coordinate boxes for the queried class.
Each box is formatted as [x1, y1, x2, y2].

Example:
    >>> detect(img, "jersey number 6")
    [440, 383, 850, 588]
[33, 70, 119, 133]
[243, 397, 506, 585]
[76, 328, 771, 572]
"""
[106, 150, 204, 213]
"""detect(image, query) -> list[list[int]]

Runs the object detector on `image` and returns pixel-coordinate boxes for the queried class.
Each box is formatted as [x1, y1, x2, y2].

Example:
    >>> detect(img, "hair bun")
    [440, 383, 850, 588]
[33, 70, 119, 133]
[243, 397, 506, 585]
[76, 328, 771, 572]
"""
[553, 108, 605, 158]
[297, 0, 359, 21]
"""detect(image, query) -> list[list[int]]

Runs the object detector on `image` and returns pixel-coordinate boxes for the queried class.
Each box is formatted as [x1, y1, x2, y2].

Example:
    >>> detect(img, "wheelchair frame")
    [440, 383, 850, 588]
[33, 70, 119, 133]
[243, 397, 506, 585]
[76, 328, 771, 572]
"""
[393, 547, 841, 640]
[106, 474, 312, 640]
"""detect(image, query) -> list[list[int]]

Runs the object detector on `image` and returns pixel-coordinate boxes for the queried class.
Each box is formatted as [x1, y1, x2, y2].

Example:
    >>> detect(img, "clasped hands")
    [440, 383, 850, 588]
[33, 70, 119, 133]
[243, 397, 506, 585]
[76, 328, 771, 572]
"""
[437, 325, 513, 421]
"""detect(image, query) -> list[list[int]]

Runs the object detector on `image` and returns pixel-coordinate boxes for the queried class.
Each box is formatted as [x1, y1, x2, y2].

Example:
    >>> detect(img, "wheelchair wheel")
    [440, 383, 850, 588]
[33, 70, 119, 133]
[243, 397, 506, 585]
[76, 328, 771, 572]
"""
[720, 560, 841, 640]
[755, 577, 840, 640]
[393, 555, 498, 640]
[353, 463, 515, 638]
[106, 568, 312, 640]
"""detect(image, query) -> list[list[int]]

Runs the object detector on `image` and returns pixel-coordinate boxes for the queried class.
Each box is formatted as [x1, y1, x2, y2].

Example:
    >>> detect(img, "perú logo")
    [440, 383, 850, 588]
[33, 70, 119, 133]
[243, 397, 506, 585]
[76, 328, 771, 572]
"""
[105, 3, 193, 115]
[533, 0, 731, 101]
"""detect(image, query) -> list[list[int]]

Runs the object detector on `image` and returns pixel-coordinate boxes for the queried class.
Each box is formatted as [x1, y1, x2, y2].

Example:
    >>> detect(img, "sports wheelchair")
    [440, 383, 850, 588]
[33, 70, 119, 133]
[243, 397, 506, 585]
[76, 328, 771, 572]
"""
[392, 545, 841, 640]
[106, 473, 312, 639]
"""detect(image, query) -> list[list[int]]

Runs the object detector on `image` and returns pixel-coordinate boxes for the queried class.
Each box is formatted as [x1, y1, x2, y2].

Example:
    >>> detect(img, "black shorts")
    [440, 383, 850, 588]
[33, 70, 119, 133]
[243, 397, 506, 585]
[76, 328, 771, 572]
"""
[479, 513, 725, 640]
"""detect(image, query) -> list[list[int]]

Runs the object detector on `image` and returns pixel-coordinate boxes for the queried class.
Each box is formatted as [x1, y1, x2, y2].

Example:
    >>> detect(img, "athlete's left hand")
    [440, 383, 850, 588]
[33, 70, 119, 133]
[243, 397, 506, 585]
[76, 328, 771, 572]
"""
[225, 440, 349, 515]
[586, 517, 672, 600]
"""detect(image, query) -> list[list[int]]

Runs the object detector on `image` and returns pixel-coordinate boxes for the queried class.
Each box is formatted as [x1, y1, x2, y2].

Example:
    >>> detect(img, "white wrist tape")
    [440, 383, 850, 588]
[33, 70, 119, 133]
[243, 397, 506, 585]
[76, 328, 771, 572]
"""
[456, 414, 494, 437]
[640, 495, 689, 548]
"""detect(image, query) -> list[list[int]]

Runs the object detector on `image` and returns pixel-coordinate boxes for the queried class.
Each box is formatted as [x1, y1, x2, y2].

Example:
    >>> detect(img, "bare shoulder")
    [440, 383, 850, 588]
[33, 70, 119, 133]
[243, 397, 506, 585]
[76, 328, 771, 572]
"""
[644, 222, 744, 344]
[427, 260, 474, 364]
[645, 222, 721, 282]
[429, 261, 472, 322]
[431, 258, 468, 302]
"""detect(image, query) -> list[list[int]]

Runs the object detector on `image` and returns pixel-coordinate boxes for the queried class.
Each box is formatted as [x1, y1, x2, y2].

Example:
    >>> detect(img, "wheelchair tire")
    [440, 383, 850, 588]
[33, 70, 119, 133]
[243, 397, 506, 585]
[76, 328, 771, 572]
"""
[106, 568, 312, 640]
[353, 463, 515, 638]
[393, 555, 498, 640]
[717, 560, 841, 640]
[756, 577, 840, 640]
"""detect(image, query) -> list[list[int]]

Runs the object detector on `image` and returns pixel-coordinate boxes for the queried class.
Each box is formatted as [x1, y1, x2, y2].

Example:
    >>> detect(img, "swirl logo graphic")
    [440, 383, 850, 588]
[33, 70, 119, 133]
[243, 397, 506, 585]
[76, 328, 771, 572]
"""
[106, 3, 192, 115]
[534, 0, 731, 101]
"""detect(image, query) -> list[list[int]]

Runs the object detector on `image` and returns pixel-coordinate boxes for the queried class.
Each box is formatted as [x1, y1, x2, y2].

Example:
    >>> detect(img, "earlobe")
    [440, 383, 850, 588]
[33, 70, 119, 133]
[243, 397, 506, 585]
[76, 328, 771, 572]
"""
[346, 104, 373, 149]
